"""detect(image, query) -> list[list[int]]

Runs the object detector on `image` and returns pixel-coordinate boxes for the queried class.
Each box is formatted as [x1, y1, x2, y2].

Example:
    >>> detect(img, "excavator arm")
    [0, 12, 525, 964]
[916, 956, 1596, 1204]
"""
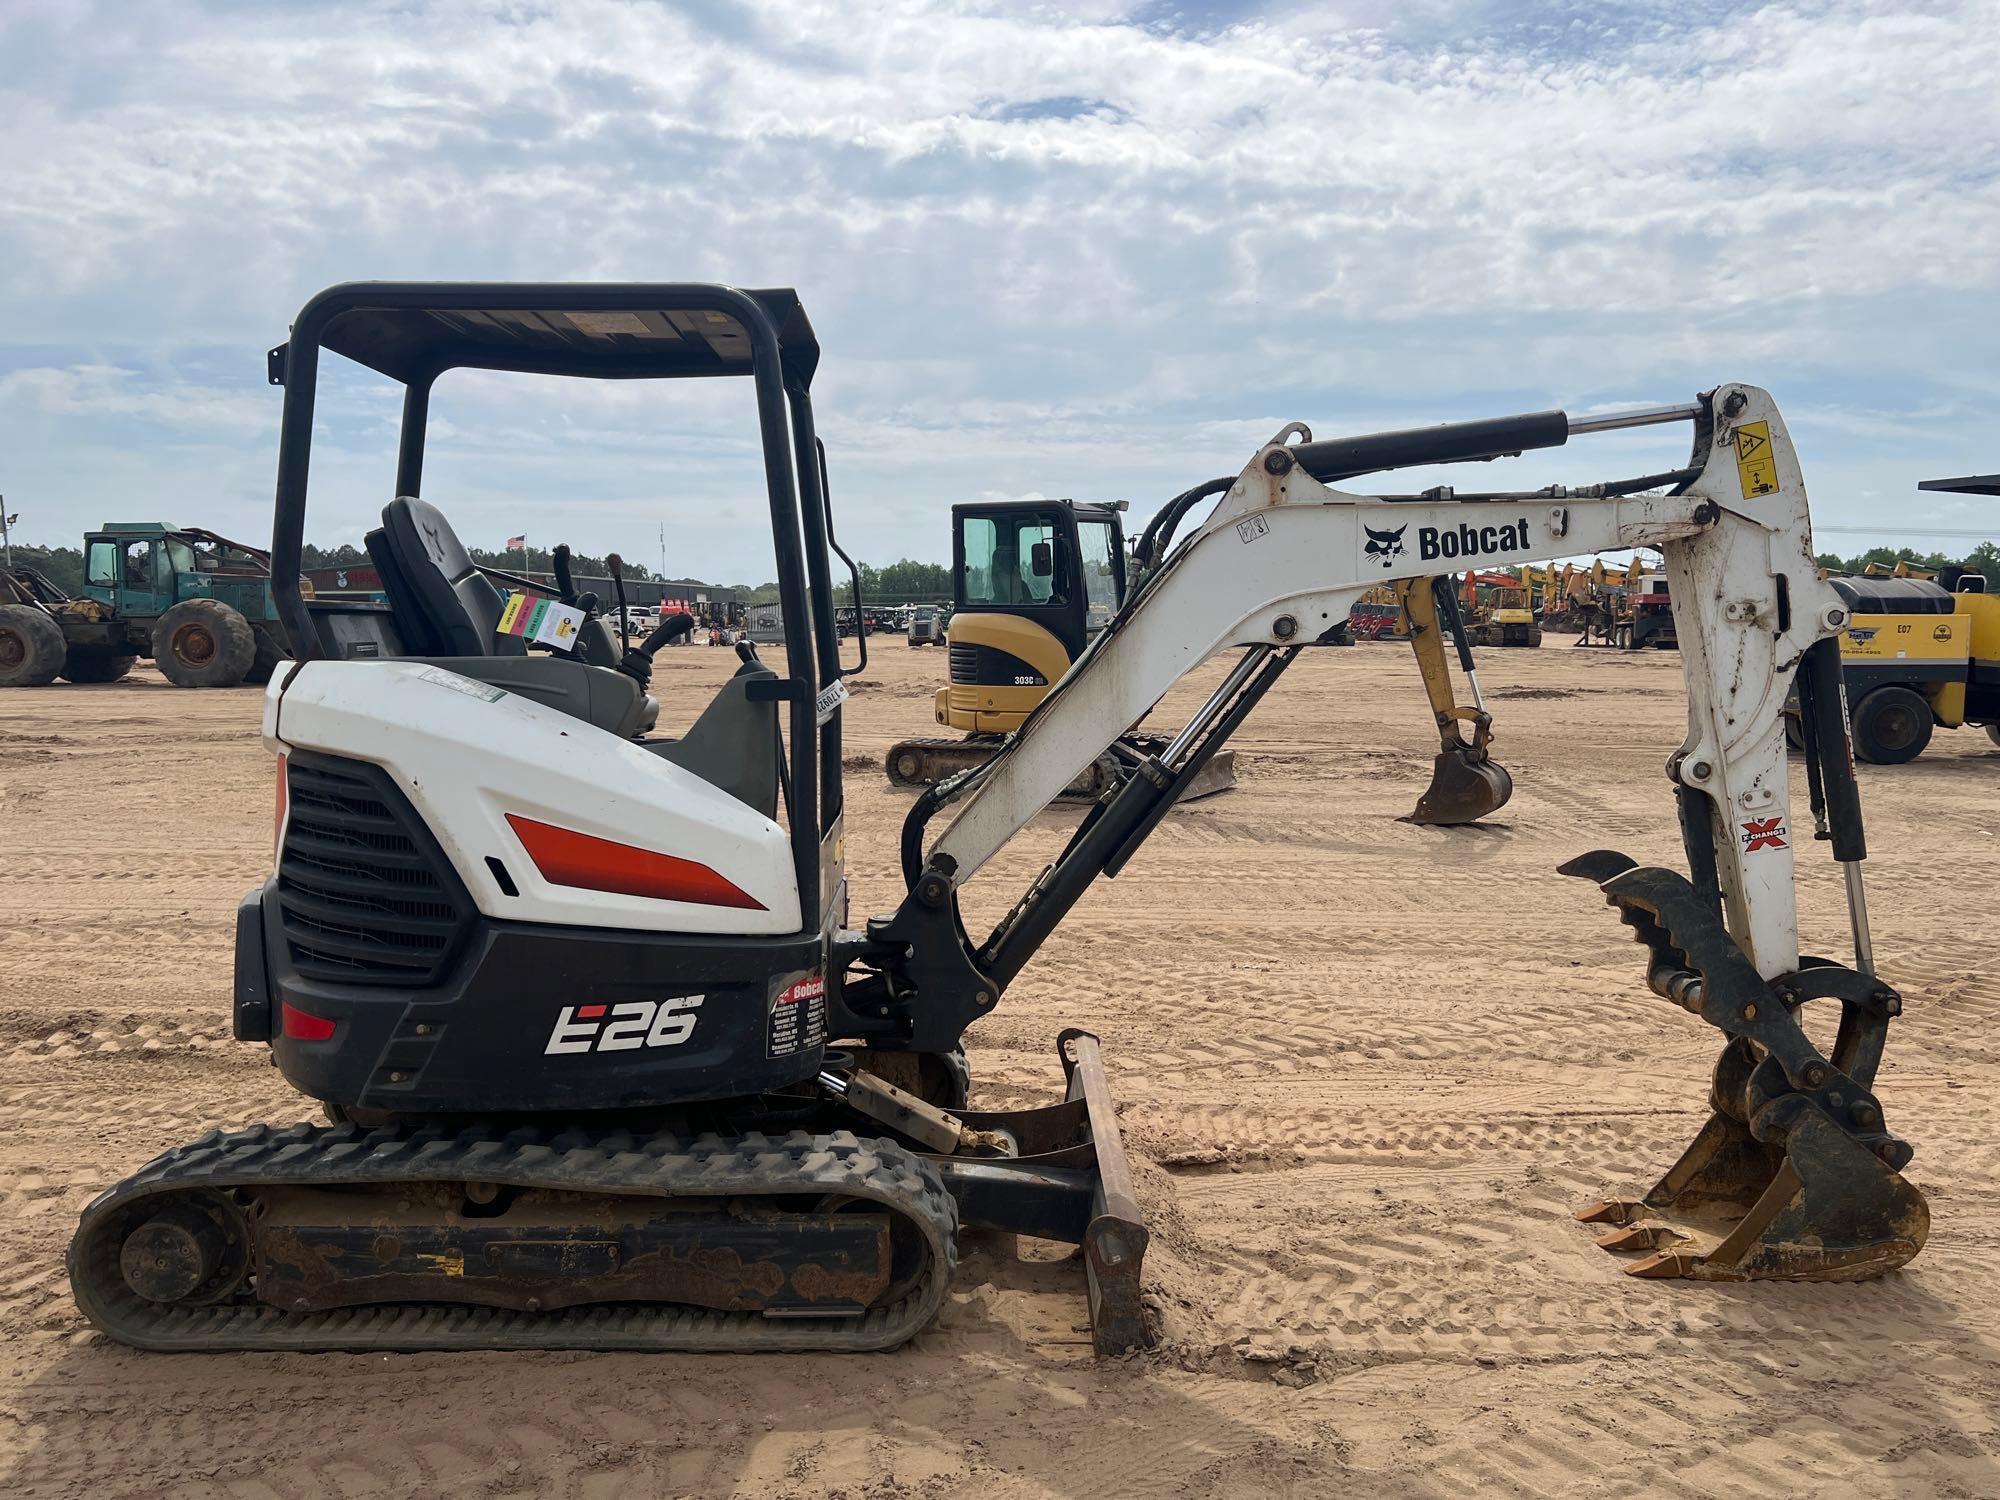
[844, 383, 1926, 1287]
[1396, 573, 1513, 825]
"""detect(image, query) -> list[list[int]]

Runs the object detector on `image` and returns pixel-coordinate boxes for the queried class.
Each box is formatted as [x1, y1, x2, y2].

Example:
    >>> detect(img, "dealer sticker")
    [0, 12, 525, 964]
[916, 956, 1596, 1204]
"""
[768, 974, 828, 1058]
[416, 666, 506, 703]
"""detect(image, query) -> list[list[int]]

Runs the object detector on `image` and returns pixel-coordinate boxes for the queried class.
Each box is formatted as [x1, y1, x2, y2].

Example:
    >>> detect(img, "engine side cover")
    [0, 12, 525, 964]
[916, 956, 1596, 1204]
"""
[271, 661, 801, 936]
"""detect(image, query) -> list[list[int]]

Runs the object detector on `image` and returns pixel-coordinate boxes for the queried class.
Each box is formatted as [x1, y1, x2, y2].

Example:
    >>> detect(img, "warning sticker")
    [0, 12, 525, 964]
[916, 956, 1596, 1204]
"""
[1733, 421, 1779, 499]
[767, 975, 827, 1058]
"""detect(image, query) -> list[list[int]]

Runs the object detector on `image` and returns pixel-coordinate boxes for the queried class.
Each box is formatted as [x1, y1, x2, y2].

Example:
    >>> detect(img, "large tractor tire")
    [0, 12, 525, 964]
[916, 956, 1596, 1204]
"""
[0, 604, 68, 687]
[243, 625, 287, 685]
[59, 645, 137, 684]
[1851, 685, 1933, 765]
[152, 599, 257, 688]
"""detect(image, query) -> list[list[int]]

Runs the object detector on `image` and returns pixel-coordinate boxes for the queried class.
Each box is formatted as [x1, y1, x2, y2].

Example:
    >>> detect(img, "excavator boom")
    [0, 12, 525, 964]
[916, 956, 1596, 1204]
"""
[851, 384, 1925, 1290]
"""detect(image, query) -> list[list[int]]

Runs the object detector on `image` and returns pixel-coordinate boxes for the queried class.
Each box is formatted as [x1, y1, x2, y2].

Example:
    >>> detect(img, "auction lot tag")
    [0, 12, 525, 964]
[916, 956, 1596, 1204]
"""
[815, 679, 849, 725]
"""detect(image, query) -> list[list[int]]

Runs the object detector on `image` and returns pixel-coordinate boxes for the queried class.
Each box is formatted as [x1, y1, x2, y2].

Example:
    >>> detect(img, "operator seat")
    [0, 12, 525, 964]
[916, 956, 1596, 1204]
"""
[368, 496, 656, 739]
[370, 496, 525, 657]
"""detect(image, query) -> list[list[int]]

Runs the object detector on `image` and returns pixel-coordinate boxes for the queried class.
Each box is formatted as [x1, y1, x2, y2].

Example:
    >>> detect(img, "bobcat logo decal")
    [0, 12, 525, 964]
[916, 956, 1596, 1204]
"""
[1364, 523, 1408, 567]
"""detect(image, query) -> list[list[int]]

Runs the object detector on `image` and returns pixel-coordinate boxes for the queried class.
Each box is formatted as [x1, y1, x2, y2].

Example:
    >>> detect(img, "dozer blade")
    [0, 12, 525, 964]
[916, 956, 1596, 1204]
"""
[1562, 852, 1929, 1284]
[1173, 747, 1237, 802]
[924, 1029, 1152, 1356]
[1410, 744, 1512, 825]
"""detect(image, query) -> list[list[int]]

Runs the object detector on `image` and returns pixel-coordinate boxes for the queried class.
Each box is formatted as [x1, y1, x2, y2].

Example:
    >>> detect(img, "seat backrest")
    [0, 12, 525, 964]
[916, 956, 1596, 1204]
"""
[378, 496, 524, 657]
[365, 527, 447, 655]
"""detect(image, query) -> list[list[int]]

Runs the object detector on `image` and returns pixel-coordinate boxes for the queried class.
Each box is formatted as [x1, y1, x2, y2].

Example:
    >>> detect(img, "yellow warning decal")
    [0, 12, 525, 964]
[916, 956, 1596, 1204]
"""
[1733, 420, 1778, 499]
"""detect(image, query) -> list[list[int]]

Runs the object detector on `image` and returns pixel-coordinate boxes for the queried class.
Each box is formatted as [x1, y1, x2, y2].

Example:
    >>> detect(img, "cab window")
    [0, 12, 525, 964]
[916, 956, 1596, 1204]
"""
[121, 541, 159, 587]
[1077, 519, 1120, 630]
[86, 540, 118, 586]
[962, 512, 1062, 607]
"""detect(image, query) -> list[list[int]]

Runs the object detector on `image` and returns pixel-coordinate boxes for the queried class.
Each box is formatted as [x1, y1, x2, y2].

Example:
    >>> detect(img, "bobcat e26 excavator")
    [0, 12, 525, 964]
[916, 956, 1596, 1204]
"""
[68, 282, 1928, 1357]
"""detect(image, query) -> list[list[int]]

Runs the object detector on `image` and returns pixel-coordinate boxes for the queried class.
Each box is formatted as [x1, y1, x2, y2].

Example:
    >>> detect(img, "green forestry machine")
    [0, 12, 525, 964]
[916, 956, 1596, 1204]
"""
[0, 523, 294, 688]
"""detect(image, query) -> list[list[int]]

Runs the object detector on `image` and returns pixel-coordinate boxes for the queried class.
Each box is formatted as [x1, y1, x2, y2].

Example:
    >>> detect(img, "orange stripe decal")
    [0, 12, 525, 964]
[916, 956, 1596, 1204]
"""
[505, 814, 767, 910]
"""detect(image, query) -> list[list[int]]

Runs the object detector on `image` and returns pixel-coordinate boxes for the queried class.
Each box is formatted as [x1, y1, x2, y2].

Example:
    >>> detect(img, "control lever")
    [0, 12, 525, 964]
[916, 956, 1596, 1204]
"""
[617, 610, 695, 688]
[606, 553, 632, 656]
[553, 544, 579, 604]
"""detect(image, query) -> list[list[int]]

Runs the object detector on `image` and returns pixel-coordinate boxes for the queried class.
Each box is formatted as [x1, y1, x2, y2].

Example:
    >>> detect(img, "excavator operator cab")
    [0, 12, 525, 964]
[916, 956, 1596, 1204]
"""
[252, 284, 856, 1088]
[943, 499, 1127, 734]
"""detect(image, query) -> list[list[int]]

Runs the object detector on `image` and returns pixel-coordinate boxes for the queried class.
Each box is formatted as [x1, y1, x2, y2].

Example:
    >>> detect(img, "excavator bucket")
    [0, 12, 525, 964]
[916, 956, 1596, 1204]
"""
[1561, 852, 1928, 1282]
[1399, 573, 1511, 826]
[1411, 743, 1512, 825]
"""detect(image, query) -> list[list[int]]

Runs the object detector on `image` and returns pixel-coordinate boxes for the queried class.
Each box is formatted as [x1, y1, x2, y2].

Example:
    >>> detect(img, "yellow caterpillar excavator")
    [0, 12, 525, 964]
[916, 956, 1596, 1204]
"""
[884, 500, 1200, 800]
[886, 499, 1510, 822]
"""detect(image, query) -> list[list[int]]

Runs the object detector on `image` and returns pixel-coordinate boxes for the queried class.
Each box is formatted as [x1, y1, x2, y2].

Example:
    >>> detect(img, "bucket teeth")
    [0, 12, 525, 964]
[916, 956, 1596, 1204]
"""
[1593, 1222, 1684, 1253]
[1563, 854, 1931, 1286]
[1625, 1250, 1703, 1279]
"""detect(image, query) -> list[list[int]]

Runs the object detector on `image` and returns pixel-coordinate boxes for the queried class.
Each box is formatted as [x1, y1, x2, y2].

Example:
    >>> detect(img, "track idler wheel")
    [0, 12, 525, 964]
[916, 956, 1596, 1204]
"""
[117, 1193, 249, 1305]
[1561, 851, 1929, 1282]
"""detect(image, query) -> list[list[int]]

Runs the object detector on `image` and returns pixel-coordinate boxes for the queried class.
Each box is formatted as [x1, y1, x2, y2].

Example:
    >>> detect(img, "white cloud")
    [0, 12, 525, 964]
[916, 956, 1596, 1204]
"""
[0, 363, 274, 434]
[0, 0, 1995, 574]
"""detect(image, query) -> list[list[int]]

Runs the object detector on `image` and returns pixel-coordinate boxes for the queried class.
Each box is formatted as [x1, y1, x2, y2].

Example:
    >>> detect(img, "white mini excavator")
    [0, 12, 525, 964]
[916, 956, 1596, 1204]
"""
[68, 283, 1926, 1356]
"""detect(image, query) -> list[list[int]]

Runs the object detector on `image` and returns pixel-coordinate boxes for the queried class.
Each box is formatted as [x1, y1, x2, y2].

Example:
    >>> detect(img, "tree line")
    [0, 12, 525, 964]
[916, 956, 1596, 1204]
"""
[1812, 542, 2000, 590]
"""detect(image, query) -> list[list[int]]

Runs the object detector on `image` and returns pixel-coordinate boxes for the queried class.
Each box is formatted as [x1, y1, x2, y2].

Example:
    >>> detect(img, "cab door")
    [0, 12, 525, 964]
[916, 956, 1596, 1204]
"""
[82, 537, 121, 607]
[113, 539, 175, 618]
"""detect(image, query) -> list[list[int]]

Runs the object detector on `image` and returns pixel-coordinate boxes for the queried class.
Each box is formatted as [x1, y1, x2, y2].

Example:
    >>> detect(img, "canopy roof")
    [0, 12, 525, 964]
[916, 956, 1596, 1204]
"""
[278, 282, 819, 387]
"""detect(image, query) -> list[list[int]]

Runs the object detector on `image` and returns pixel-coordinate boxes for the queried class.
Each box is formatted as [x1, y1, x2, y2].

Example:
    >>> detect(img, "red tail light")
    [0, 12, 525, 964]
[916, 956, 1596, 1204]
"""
[281, 1002, 336, 1041]
[505, 814, 766, 910]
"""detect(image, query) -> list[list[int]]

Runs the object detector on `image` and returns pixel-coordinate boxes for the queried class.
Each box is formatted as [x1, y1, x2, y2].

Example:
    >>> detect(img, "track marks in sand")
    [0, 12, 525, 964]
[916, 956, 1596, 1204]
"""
[6, 1016, 232, 1062]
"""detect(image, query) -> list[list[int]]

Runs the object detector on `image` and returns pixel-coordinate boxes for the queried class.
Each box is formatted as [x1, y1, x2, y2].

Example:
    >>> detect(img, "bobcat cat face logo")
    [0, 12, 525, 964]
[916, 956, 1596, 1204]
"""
[1364, 524, 1408, 567]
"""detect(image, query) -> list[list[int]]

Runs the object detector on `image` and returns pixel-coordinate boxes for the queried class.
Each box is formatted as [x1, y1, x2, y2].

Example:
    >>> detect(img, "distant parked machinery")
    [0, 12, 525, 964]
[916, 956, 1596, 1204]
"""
[0, 523, 297, 688]
[907, 603, 947, 647]
[1796, 554, 2000, 764]
[884, 498, 1240, 799]
[1463, 570, 1542, 647]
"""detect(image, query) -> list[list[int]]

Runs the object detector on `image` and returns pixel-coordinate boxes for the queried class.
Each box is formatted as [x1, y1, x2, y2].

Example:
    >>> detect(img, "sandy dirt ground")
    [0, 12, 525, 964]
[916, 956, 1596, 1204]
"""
[2, 637, 1998, 1499]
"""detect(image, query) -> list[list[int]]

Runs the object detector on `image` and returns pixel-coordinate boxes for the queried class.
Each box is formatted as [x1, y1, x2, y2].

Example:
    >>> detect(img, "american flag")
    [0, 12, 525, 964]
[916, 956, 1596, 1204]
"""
[504, 534, 525, 550]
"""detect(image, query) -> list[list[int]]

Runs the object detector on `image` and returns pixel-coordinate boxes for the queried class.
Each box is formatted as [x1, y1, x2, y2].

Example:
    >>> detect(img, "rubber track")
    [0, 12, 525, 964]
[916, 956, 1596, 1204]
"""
[68, 1121, 959, 1353]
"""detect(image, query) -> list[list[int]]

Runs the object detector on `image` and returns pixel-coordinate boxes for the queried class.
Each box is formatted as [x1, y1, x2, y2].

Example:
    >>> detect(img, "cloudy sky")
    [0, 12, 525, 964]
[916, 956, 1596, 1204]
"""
[3, 0, 1996, 584]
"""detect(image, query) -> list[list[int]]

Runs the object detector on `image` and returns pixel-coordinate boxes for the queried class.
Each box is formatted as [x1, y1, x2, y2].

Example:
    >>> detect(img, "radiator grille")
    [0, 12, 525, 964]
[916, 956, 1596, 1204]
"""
[949, 642, 1046, 688]
[277, 757, 468, 986]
